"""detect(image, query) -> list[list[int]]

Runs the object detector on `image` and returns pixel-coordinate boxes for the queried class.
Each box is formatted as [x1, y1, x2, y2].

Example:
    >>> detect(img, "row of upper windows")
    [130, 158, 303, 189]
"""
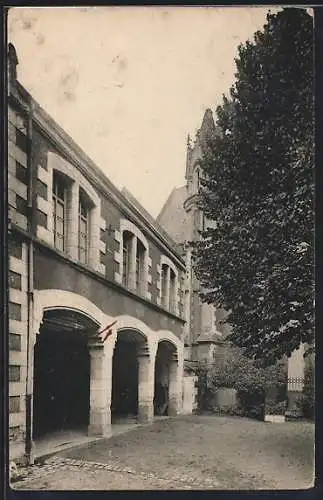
[121, 230, 180, 314]
[49, 170, 182, 315]
[8, 109, 184, 316]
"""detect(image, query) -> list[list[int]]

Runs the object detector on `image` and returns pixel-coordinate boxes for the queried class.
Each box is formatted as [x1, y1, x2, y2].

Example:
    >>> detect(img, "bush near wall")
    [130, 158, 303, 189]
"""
[296, 354, 315, 421]
[196, 347, 287, 420]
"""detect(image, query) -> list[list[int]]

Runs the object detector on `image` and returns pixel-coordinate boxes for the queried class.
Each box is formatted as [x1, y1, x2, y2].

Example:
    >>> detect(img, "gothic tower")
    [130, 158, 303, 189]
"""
[182, 109, 230, 364]
[157, 109, 231, 367]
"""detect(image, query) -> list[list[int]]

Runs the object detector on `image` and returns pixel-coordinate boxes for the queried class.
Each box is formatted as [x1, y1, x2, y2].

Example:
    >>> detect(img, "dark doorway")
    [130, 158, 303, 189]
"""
[33, 311, 92, 439]
[154, 341, 176, 416]
[111, 337, 139, 420]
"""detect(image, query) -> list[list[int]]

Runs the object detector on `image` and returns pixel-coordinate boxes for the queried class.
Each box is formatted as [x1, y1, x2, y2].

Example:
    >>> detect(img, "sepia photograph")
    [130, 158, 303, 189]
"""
[7, 5, 314, 491]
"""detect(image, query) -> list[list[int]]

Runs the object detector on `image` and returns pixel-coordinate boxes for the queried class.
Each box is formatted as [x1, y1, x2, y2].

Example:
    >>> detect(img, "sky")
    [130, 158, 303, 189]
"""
[8, 6, 280, 218]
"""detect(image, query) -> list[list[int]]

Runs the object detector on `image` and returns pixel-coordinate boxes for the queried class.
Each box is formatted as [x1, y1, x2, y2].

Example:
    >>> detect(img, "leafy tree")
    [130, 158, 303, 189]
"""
[193, 8, 314, 366]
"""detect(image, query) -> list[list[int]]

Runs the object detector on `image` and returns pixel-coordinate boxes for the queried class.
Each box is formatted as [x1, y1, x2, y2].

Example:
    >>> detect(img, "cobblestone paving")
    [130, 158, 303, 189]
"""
[12, 456, 219, 490]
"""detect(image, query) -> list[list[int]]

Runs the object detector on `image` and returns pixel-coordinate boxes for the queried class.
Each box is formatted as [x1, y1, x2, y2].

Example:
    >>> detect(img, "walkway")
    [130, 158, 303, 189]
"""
[12, 415, 315, 490]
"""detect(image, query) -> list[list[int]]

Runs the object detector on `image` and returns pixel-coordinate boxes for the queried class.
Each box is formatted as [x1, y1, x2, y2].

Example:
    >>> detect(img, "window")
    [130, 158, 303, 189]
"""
[9, 396, 20, 414]
[78, 189, 90, 264]
[122, 231, 132, 286]
[9, 333, 21, 351]
[9, 270, 21, 290]
[192, 167, 200, 193]
[159, 257, 179, 314]
[117, 220, 149, 295]
[9, 365, 20, 382]
[52, 171, 66, 251]
[136, 240, 145, 294]
[170, 268, 176, 313]
[161, 264, 168, 308]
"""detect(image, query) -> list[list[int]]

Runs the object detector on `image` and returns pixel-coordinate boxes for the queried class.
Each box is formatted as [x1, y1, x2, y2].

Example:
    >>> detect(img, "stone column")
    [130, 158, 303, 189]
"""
[137, 342, 157, 423]
[88, 345, 113, 436]
[66, 181, 79, 260]
[168, 358, 180, 416]
[128, 234, 137, 291]
[286, 344, 305, 418]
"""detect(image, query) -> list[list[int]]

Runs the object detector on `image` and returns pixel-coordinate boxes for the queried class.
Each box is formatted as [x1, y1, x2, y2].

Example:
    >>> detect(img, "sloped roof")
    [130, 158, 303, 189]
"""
[157, 186, 189, 246]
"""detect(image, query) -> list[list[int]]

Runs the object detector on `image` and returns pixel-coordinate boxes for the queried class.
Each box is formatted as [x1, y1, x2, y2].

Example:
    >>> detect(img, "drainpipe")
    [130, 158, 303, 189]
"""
[24, 99, 34, 465]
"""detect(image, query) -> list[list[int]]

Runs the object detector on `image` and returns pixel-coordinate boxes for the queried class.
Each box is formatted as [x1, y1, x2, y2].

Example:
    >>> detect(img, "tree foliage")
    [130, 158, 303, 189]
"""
[193, 8, 314, 366]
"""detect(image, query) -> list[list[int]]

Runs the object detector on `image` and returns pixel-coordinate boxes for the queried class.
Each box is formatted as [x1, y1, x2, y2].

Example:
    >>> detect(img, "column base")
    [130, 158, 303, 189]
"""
[88, 409, 111, 437]
[138, 402, 154, 423]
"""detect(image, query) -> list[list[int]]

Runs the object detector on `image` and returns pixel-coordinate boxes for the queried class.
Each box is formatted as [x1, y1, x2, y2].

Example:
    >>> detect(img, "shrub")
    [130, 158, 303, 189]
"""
[265, 400, 288, 415]
[196, 346, 287, 419]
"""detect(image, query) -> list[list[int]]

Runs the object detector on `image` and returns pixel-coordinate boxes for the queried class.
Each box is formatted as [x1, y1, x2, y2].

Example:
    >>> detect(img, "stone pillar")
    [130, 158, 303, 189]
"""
[286, 344, 305, 418]
[88, 345, 113, 436]
[138, 342, 157, 423]
[128, 234, 137, 291]
[66, 181, 79, 260]
[168, 359, 180, 416]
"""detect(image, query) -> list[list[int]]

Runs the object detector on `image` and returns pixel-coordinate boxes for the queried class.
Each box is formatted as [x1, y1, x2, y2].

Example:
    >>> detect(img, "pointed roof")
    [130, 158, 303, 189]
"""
[198, 108, 216, 150]
[185, 108, 216, 180]
[157, 186, 189, 245]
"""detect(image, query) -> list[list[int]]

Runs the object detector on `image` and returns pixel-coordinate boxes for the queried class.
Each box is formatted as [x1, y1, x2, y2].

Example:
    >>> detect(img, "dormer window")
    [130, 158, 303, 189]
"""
[78, 189, 90, 264]
[52, 171, 67, 251]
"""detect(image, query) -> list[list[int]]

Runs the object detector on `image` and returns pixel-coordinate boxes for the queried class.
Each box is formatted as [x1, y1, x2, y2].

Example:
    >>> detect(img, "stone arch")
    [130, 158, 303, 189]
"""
[155, 330, 183, 416]
[32, 289, 119, 442]
[48, 152, 100, 206]
[111, 315, 154, 422]
[119, 219, 148, 249]
[33, 289, 114, 344]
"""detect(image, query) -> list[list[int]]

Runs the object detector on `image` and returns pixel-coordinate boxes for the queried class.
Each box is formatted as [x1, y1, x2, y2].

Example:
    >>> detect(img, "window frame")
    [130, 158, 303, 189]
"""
[78, 190, 90, 264]
[52, 172, 66, 252]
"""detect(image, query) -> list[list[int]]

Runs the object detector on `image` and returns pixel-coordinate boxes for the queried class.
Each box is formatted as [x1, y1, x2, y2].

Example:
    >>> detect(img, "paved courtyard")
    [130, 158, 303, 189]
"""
[12, 415, 315, 490]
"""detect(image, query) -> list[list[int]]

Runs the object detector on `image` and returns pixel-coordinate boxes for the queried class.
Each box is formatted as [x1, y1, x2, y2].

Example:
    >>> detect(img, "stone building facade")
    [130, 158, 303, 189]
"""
[7, 45, 190, 462]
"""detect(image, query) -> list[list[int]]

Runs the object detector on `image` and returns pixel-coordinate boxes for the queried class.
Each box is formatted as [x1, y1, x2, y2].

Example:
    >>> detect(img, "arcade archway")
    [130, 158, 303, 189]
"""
[111, 328, 149, 422]
[33, 309, 99, 439]
[154, 340, 178, 416]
